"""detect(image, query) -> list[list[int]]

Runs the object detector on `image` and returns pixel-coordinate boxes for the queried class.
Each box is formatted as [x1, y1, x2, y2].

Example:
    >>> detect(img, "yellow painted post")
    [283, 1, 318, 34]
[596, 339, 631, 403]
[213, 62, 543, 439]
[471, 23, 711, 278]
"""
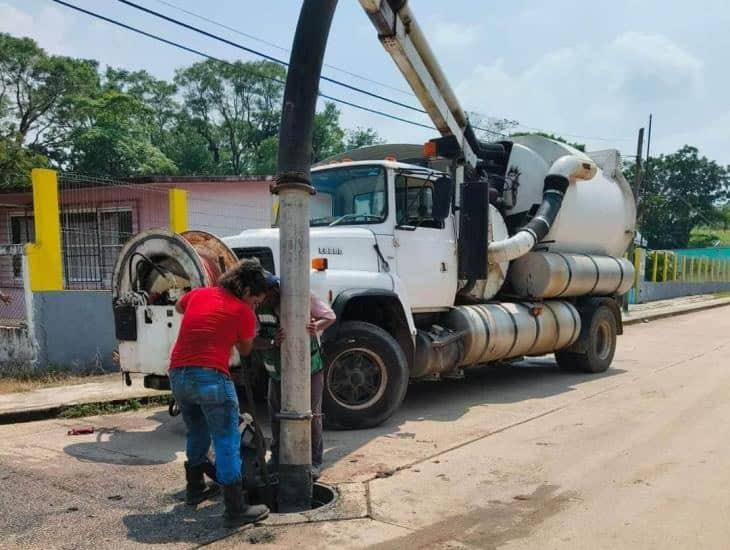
[633, 247, 642, 297]
[651, 251, 659, 282]
[662, 251, 669, 282]
[26, 169, 63, 291]
[681, 256, 687, 282]
[168, 188, 189, 234]
[672, 253, 678, 281]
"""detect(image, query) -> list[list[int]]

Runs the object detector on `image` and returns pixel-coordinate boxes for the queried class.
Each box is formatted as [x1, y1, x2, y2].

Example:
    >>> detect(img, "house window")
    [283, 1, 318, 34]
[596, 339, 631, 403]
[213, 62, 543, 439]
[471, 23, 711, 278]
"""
[62, 209, 133, 284]
[10, 214, 35, 278]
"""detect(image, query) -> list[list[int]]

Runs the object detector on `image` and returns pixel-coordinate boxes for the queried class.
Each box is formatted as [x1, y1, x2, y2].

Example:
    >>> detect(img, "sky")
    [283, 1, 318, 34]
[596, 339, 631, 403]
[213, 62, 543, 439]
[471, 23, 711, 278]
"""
[1, 0, 729, 165]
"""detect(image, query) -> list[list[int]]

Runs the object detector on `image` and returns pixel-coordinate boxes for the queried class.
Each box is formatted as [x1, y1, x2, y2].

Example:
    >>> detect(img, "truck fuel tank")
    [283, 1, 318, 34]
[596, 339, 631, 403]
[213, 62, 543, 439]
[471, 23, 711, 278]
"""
[509, 252, 635, 299]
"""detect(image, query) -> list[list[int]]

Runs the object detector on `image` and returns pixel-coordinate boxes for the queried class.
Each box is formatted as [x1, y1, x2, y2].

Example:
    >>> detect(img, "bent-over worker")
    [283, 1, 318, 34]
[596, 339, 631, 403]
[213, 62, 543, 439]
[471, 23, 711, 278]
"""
[169, 259, 270, 528]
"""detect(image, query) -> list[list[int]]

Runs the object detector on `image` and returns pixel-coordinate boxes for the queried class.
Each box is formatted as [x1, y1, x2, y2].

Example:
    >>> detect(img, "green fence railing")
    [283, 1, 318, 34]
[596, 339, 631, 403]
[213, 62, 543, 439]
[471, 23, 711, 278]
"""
[644, 250, 730, 284]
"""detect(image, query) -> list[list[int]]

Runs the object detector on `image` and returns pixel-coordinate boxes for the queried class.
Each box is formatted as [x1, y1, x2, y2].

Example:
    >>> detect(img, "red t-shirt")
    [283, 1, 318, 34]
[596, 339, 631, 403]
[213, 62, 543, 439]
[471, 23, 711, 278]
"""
[169, 287, 256, 375]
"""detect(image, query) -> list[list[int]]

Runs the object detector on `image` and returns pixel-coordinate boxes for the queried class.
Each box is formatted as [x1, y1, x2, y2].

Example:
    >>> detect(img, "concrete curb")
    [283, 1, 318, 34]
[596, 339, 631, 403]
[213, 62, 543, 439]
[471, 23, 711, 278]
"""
[0, 392, 171, 425]
[623, 298, 730, 326]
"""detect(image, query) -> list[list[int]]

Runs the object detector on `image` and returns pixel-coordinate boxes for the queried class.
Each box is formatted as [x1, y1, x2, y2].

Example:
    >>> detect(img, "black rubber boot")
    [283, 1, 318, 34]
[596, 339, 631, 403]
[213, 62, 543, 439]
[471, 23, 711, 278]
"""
[222, 481, 270, 528]
[185, 461, 220, 505]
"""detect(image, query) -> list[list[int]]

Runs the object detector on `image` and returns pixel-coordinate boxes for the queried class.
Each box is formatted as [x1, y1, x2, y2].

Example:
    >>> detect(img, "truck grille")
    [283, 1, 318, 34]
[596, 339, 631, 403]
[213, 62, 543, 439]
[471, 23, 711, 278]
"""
[232, 247, 275, 274]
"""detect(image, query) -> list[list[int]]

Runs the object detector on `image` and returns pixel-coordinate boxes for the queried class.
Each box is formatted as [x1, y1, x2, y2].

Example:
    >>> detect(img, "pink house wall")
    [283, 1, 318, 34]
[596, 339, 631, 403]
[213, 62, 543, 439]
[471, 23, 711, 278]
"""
[0, 178, 274, 291]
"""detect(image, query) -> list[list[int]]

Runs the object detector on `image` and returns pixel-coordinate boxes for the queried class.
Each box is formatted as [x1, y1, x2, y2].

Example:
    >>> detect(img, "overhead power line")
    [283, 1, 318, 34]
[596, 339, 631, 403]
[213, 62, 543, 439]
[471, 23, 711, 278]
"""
[50, 0, 435, 132]
[115, 0, 427, 115]
[51, 1, 631, 147]
[150, 0, 416, 99]
[147, 0, 632, 143]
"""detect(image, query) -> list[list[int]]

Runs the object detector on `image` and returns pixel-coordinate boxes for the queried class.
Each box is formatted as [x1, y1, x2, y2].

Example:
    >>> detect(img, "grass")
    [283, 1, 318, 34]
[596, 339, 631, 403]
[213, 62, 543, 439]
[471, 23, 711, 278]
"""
[689, 226, 730, 248]
[0, 364, 118, 395]
[58, 395, 170, 419]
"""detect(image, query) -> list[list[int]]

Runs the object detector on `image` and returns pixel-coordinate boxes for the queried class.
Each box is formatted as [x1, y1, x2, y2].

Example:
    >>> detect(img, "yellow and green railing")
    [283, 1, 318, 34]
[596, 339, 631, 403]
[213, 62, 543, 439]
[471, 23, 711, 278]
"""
[641, 249, 730, 285]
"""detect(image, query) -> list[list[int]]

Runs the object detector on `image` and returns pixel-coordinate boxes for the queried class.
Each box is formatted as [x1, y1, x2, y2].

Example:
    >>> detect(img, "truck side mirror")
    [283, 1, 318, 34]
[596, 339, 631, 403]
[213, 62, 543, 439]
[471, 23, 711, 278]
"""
[432, 176, 453, 221]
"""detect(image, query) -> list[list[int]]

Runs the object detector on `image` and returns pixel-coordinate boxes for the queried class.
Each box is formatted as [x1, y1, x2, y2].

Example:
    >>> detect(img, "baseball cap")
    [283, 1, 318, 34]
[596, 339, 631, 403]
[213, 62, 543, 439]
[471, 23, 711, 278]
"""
[264, 271, 280, 289]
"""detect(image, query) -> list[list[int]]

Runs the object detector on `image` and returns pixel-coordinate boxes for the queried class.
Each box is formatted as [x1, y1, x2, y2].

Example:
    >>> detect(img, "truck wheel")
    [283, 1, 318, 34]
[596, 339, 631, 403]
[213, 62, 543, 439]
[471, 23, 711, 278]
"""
[556, 306, 617, 374]
[323, 321, 409, 430]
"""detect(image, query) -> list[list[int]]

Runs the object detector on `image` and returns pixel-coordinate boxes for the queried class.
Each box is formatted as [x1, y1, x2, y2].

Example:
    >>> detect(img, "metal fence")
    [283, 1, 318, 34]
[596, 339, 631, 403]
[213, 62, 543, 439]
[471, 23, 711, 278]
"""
[645, 249, 730, 283]
[0, 243, 29, 326]
[58, 173, 171, 290]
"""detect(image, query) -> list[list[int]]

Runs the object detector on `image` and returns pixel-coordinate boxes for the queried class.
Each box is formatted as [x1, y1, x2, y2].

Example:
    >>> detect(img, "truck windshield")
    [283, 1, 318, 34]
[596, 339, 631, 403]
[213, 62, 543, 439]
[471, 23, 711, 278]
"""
[306, 165, 387, 227]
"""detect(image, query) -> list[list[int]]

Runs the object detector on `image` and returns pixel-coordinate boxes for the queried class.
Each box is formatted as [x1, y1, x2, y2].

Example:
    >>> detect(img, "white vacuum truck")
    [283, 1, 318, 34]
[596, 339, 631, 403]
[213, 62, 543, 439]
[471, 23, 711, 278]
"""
[110, 0, 636, 429]
[112, 133, 636, 429]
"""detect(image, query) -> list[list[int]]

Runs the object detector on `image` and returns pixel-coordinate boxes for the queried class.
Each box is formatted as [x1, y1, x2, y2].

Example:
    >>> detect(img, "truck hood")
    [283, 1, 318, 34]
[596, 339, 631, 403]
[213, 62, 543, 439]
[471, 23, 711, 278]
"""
[223, 226, 383, 273]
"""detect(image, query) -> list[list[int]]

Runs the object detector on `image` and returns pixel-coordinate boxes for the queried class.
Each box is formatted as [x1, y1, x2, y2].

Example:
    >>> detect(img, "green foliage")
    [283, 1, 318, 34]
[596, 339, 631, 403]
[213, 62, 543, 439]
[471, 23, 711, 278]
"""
[689, 227, 730, 248]
[59, 395, 170, 418]
[312, 102, 345, 162]
[628, 146, 730, 249]
[645, 251, 680, 282]
[344, 126, 385, 151]
[0, 33, 385, 181]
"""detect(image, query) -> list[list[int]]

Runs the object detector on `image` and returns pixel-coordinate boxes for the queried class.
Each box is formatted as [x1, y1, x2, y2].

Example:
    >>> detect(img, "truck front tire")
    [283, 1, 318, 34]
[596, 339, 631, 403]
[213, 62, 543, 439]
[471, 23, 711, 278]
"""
[555, 305, 617, 373]
[322, 321, 409, 430]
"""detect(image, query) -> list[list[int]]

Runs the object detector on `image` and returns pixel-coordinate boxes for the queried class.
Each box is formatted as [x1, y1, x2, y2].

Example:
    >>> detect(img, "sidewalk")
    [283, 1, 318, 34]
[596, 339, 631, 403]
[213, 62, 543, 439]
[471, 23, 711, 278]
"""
[0, 373, 169, 424]
[0, 294, 728, 424]
[622, 293, 730, 325]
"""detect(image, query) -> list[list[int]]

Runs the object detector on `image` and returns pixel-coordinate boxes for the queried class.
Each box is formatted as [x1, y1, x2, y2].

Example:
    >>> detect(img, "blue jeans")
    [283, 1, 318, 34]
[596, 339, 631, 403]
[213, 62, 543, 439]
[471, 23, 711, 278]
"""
[169, 367, 241, 486]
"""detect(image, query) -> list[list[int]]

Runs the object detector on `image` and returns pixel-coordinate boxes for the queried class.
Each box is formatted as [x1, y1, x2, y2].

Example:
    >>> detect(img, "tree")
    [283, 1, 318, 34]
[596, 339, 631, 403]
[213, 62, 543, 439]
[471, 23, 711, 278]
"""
[0, 33, 377, 181]
[0, 33, 98, 150]
[344, 127, 384, 151]
[175, 59, 286, 175]
[65, 90, 175, 176]
[0, 135, 48, 187]
[629, 146, 730, 249]
[311, 102, 345, 162]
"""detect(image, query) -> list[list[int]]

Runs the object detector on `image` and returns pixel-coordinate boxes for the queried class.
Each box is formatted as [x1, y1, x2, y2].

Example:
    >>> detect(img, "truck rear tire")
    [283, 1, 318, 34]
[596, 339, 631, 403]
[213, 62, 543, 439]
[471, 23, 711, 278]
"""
[555, 305, 616, 373]
[322, 321, 409, 430]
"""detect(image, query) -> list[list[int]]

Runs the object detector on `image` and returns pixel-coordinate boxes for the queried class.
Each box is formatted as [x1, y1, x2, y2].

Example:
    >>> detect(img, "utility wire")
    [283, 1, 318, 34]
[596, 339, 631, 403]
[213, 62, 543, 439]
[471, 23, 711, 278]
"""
[150, 0, 416, 99]
[115, 0, 427, 115]
[51, 0, 435, 132]
[52, 1, 630, 145]
[142, 0, 633, 144]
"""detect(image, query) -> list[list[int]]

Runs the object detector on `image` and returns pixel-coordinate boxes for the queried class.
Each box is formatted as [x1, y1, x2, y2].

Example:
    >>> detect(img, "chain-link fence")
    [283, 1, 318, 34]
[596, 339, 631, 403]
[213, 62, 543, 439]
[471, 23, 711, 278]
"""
[58, 173, 171, 290]
[0, 199, 33, 325]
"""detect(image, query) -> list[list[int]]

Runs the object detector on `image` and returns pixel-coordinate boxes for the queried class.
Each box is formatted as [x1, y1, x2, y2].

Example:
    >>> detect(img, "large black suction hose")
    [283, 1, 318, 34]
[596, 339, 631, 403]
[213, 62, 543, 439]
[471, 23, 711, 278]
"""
[488, 155, 597, 264]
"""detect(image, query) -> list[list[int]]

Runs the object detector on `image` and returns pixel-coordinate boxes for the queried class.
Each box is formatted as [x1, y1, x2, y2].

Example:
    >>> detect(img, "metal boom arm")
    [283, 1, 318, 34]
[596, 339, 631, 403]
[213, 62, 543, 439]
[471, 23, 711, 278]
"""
[359, 0, 478, 169]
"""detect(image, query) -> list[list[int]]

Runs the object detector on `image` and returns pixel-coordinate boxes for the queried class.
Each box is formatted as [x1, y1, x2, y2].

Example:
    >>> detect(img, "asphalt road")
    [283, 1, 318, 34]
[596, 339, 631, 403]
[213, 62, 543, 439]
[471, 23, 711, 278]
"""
[1, 306, 729, 549]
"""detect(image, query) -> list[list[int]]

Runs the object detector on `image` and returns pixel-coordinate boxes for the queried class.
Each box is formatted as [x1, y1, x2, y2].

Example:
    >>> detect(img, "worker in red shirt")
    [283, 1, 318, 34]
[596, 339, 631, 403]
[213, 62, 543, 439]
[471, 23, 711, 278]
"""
[169, 259, 270, 528]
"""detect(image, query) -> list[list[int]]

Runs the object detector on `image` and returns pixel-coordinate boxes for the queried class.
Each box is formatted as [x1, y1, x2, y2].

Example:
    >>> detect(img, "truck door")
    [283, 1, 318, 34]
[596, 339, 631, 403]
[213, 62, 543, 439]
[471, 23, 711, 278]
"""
[393, 173, 457, 310]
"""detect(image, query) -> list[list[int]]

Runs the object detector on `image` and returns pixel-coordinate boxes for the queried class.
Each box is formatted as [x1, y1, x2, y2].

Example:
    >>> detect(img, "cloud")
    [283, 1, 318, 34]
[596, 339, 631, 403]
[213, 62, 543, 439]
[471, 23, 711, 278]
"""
[0, 3, 73, 56]
[430, 20, 482, 49]
[455, 31, 704, 151]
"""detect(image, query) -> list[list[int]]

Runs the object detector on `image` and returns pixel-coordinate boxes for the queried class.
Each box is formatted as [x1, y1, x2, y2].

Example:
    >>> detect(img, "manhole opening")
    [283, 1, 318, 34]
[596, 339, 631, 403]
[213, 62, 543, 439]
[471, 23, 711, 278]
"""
[245, 479, 335, 513]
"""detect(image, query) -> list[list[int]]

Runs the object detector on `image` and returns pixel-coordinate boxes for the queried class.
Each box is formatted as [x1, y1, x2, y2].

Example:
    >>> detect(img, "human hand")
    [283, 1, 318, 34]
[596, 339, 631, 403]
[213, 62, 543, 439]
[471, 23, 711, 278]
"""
[0, 291, 10, 305]
[306, 321, 318, 336]
[274, 327, 286, 346]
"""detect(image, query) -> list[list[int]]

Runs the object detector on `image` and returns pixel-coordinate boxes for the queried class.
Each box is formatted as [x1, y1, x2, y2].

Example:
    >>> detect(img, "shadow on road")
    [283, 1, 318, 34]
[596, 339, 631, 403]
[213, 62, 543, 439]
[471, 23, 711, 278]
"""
[122, 500, 233, 545]
[63, 409, 182, 466]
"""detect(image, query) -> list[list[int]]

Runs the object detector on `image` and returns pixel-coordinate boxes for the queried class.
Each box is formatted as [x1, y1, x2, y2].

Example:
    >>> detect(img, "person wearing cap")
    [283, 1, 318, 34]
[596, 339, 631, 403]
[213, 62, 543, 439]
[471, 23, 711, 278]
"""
[254, 272, 336, 479]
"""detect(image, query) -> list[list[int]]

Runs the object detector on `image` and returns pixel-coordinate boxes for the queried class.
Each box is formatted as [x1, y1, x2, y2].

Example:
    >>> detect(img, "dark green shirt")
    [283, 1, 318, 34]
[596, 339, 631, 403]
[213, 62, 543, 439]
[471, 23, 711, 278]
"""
[256, 304, 323, 381]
